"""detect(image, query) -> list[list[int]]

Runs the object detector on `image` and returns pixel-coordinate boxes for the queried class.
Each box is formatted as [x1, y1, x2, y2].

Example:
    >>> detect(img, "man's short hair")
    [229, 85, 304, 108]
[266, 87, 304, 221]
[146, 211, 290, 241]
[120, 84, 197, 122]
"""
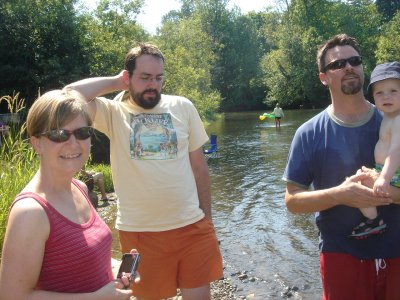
[124, 43, 165, 76]
[317, 34, 361, 73]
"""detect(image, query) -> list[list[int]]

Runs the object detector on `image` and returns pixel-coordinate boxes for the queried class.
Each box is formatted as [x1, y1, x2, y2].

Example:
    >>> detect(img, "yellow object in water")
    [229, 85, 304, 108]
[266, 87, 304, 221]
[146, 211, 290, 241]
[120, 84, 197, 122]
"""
[259, 113, 275, 120]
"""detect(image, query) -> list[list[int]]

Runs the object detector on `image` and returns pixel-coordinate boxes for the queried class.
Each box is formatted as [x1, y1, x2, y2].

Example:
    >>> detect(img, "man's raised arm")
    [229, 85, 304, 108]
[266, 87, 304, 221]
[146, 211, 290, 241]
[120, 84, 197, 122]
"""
[64, 70, 129, 119]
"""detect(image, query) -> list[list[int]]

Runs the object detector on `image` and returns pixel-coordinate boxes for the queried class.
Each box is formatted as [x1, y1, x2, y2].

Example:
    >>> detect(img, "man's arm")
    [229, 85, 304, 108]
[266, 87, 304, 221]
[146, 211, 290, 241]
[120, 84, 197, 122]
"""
[189, 148, 212, 220]
[64, 70, 129, 119]
[285, 172, 393, 214]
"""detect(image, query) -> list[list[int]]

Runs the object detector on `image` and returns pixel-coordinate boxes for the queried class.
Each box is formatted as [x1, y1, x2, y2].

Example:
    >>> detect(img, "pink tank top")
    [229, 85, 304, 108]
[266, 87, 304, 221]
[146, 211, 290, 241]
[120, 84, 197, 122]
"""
[13, 179, 113, 293]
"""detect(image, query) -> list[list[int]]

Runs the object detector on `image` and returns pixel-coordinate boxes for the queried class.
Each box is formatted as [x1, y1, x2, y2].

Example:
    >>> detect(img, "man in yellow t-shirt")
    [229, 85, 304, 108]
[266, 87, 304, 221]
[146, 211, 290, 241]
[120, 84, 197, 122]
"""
[65, 43, 223, 300]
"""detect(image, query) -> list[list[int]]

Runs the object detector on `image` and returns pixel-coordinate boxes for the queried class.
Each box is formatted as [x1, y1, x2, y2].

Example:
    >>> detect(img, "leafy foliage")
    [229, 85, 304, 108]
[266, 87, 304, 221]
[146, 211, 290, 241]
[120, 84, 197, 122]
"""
[260, 0, 381, 108]
[156, 14, 221, 119]
[0, 0, 399, 114]
[0, 0, 88, 106]
[375, 11, 400, 63]
[376, 0, 400, 22]
[77, 0, 148, 76]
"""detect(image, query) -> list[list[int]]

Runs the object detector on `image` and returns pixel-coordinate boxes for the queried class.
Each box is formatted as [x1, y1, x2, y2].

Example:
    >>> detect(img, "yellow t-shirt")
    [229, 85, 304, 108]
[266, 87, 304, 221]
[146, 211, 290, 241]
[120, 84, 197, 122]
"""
[94, 92, 208, 231]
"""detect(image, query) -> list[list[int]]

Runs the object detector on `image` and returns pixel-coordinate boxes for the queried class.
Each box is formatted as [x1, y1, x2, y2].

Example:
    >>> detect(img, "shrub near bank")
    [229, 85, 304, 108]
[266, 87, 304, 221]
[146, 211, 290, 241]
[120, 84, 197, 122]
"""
[0, 94, 38, 256]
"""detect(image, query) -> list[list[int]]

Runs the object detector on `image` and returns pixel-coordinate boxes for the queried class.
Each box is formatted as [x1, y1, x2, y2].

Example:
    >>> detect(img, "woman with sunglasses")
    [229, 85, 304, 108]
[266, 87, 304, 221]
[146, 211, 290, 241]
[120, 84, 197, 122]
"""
[0, 90, 136, 300]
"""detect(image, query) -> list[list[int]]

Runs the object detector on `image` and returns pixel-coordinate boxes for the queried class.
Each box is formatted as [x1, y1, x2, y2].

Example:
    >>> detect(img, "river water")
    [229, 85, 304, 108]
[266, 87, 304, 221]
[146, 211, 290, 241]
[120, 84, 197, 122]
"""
[204, 109, 323, 299]
[103, 109, 324, 299]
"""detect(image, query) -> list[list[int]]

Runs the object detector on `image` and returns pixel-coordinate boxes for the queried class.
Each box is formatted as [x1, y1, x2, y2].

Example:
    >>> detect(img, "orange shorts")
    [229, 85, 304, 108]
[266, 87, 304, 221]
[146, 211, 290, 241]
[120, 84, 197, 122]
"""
[119, 218, 223, 299]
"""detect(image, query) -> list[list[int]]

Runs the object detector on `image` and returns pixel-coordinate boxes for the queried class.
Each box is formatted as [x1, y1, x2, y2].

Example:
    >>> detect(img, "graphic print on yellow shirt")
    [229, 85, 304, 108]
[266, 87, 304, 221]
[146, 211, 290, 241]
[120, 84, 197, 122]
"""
[129, 113, 178, 160]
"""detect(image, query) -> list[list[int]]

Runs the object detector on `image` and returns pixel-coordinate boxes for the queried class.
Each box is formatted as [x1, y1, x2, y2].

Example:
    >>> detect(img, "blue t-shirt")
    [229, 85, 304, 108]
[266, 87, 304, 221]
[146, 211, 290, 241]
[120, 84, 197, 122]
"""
[283, 106, 400, 259]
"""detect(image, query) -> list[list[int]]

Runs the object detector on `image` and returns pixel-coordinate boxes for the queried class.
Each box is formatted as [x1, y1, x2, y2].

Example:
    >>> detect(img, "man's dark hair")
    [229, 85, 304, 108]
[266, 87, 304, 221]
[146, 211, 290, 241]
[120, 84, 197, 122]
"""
[124, 43, 165, 76]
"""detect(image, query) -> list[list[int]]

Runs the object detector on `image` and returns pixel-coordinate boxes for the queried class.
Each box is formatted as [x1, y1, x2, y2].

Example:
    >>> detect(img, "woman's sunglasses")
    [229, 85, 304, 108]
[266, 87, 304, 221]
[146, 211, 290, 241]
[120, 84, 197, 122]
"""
[323, 56, 363, 72]
[38, 126, 94, 143]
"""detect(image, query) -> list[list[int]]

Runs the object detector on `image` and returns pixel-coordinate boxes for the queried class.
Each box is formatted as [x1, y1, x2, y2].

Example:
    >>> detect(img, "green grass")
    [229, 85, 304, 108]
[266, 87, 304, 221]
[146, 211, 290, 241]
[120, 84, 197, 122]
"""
[0, 94, 38, 255]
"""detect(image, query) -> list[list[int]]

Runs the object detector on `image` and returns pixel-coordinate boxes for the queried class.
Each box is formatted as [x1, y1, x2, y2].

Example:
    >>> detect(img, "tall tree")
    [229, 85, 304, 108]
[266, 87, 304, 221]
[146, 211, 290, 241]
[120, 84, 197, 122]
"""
[260, 0, 381, 109]
[77, 0, 147, 76]
[170, 0, 271, 111]
[374, 10, 400, 63]
[156, 15, 221, 119]
[0, 0, 87, 107]
[375, 0, 400, 22]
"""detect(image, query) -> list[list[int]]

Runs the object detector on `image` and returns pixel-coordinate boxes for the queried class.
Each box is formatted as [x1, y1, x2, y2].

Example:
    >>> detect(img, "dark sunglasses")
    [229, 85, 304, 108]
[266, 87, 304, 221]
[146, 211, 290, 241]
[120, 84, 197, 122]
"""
[38, 126, 94, 143]
[323, 56, 363, 72]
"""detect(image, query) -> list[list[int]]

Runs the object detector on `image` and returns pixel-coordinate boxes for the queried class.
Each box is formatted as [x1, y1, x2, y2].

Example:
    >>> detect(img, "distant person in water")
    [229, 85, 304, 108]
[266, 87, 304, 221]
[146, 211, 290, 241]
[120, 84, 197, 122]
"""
[273, 103, 284, 127]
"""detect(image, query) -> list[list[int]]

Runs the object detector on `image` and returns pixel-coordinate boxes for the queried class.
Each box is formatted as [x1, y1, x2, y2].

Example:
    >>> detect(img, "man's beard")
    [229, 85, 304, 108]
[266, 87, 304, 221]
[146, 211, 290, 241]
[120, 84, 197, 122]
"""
[341, 77, 363, 95]
[130, 88, 161, 109]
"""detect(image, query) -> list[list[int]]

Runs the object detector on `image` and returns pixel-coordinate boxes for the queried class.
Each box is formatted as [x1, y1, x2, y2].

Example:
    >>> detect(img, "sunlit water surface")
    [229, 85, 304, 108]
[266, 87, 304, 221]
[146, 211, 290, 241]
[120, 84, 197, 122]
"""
[205, 110, 322, 299]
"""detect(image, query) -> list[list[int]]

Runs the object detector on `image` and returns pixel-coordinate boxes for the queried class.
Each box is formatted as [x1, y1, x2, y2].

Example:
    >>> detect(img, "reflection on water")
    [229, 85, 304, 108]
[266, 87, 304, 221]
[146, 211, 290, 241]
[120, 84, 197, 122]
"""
[206, 110, 322, 299]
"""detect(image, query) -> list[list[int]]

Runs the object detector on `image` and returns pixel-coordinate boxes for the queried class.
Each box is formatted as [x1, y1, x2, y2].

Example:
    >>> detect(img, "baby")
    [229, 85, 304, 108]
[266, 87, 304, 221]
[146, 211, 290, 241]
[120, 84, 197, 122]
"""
[350, 61, 400, 239]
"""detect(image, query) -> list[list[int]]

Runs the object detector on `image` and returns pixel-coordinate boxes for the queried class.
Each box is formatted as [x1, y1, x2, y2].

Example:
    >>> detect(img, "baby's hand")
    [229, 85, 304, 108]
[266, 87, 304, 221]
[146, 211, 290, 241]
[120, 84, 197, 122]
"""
[356, 166, 377, 188]
[373, 177, 391, 197]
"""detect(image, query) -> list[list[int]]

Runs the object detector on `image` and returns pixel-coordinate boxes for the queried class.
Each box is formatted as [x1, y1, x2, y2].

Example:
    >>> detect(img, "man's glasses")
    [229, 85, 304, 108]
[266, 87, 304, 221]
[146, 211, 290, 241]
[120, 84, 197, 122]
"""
[323, 56, 363, 72]
[135, 74, 164, 84]
[38, 127, 94, 143]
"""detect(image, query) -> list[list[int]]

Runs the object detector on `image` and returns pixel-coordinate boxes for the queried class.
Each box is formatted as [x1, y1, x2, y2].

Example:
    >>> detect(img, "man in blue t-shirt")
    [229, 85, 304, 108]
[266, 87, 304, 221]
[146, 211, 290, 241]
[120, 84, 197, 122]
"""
[283, 34, 400, 299]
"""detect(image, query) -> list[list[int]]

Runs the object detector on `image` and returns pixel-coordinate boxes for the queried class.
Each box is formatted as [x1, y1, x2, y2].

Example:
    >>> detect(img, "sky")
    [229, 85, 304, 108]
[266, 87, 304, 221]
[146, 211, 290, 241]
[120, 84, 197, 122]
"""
[83, 0, 279, 35]
[138, 0, 278, 34]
